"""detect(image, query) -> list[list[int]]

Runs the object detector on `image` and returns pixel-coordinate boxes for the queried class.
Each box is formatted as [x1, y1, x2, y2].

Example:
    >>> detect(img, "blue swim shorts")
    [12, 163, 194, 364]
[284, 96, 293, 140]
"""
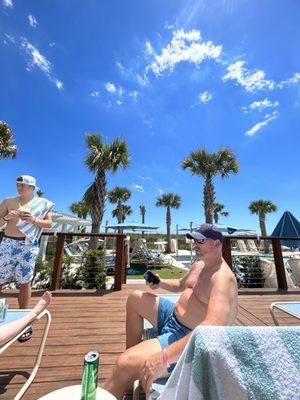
[156, 297, 192, 372]
[0, 237, 39, 286]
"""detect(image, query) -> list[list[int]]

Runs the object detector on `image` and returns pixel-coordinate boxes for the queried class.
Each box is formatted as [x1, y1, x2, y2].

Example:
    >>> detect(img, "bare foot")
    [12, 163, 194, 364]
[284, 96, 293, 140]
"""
[32, 291, 52, 317]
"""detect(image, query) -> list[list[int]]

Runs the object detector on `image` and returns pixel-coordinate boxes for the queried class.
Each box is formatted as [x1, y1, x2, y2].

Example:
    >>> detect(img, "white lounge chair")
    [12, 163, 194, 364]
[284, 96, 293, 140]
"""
[286, 258, 300, 287]
[237, 240, 248, 253]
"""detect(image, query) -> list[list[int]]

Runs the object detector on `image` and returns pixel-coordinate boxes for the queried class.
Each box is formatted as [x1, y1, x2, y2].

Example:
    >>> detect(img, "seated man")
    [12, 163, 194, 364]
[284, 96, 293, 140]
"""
[103, 224, 238, 399]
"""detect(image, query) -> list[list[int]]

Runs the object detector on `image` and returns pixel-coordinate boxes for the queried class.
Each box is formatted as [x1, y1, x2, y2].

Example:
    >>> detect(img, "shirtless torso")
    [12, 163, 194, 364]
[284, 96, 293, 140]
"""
[173, 259, 238, 328]
[0, 197, 34, 237]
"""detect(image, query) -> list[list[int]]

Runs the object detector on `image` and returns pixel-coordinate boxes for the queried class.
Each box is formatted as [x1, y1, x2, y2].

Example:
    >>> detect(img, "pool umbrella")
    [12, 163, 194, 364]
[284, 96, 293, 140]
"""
[270, 211, 300, 248]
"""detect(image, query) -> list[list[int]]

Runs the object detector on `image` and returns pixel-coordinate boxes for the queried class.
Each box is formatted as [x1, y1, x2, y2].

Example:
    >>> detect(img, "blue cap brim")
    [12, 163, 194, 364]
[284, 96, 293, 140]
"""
[186, 232, 207, 240]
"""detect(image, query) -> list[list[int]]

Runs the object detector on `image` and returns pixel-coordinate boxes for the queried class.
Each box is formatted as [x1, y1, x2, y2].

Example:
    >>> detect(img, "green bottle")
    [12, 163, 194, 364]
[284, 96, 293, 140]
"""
[81, 351, 99, 400]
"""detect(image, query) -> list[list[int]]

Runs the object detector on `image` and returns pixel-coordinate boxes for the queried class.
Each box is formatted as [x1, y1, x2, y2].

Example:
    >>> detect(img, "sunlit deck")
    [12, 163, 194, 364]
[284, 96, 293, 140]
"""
[1, 285, 299, 400]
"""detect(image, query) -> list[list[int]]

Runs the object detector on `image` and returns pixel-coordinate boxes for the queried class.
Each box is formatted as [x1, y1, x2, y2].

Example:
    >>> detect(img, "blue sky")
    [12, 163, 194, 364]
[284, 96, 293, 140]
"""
[1, 0, 300, 234]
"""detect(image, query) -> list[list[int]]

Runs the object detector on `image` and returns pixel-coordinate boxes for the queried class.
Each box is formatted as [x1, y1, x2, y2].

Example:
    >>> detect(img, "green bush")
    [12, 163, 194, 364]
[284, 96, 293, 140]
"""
[79, 250, 106, 289]
[232, 255, 265, 288]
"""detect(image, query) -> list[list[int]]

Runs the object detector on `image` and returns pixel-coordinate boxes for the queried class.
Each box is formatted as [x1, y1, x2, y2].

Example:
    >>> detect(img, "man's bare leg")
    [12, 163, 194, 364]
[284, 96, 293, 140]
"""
[18, 282, 31, 309]
[0, 291, 52, 345]
[0, 284, 3, 295]
[126, 290, 159, 349]
[103, 338, 167, 400]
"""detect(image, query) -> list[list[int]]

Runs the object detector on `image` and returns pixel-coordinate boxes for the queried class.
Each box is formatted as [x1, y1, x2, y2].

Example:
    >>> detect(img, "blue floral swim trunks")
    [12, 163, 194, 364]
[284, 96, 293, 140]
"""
[0, 237, 39, 285]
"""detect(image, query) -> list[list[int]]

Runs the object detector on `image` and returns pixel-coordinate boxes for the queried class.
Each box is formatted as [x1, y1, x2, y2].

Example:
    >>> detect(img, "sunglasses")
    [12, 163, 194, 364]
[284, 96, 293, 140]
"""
[194, 238, 207, 244]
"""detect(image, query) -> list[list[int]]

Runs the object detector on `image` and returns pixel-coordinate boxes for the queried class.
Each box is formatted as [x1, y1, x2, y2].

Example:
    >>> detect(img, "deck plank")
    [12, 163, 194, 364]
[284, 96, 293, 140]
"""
[0, 285, 299, 400]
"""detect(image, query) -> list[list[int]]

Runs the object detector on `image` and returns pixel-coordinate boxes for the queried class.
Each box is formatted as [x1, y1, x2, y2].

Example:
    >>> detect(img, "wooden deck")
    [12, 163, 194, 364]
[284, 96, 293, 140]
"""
[1, 285, 299, 400]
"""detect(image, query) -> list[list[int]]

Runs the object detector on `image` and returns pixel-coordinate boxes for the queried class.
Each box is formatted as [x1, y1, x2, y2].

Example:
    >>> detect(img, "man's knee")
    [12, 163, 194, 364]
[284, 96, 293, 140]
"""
[126, 289, 143, 310]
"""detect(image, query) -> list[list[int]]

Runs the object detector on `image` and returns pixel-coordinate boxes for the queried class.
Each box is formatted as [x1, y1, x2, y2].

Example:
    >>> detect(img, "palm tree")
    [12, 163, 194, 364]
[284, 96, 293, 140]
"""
[108, 186, 131, 223]
[112, 204, 132, 223]
[36, 188, 45, 197]
[69, 200, 90, 219]
[156, 193, 181, 253]
[182, 148, 239, 223]
[0, 121, 18, 160]
[249, 200, 277, 253]
[83, 134, 130, 249]
[139, 205, 146, 224]
[213, 203, 229, 224]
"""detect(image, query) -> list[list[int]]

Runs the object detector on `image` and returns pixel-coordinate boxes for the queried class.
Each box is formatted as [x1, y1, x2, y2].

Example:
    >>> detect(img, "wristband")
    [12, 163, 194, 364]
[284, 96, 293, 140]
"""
[3, 216, 9, 222]
[162, 348, 171, 369]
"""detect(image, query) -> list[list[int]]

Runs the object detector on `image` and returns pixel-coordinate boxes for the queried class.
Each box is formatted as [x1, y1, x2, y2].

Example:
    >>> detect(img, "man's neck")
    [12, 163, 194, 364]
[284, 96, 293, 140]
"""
[203, 254, 223, 271]
[19, 193, 34, 204]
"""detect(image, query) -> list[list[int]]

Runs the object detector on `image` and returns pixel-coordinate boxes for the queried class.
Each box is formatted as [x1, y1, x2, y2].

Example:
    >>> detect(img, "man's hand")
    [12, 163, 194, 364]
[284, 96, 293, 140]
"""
[5, 210, 20, 221]
[140, 351, 167, 394]
[146, 273, 161, 290]
[20, 212, 36, 224]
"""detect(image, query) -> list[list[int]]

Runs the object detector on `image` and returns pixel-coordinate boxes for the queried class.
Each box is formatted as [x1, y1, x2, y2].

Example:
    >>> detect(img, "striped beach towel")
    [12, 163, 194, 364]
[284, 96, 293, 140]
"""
[16, 197, 54, 244]
[158, 326, 300, 400]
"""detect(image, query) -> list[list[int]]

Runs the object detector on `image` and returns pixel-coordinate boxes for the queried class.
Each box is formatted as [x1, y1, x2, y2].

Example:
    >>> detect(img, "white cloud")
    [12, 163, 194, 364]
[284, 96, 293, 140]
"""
[242, 98, 279, 113]
[279, 73, 300, 88]
[28, 14, 38, 28]
[223, 61, 275, 92]
[105, 82, 116, 93]
[198, 91, 212, 104]
[132, 184, 144, 192]
[129, 90, 139, 101]
[116, 100, 122, 105]
[158, 189, 164, 195]
[2, 0, 13, 8]
[55, 80, 63, 90]
[145, 41, 154, 56]
[138, 174, 152, 181]
[49, 42, 56, 47]
[116, 61, 124, 71]
[118, 86, 124, 97]
[137, 73, 148, 86]
[4, 33, 15, 43]
[91, 90, 100, 97]
[164, 22, 175, 30]
[245, 111, 279, 137]
[20, 37, 63, 90]
[146, 29, 222, 76]
[143, 119, 153, 129]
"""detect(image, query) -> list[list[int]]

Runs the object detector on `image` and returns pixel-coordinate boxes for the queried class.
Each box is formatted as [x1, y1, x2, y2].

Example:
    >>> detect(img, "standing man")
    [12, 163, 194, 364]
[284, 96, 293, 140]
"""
[0, 175, 54, 341]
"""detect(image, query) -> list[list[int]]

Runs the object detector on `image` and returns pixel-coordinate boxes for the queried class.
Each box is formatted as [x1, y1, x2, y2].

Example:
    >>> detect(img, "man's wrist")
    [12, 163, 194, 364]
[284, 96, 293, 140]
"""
[162, 348, 171, 369]
[2, 216, 9, 222]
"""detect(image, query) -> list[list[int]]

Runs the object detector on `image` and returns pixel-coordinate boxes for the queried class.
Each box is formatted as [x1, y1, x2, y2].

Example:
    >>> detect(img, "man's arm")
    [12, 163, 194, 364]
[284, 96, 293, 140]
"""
[150, 261, 203, 292]
[21, 211, 52, 229]
[0, 199, 8, 227]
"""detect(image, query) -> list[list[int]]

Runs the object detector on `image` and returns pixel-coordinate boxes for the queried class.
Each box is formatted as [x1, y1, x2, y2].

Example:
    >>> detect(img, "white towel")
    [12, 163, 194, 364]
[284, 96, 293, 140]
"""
[16, 197, 54, 244]
[159, 326, 300, 400]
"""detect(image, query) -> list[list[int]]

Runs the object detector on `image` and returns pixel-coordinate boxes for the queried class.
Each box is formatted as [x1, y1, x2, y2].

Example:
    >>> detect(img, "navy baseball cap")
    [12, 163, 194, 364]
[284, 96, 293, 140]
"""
[186, 223, 224, 243]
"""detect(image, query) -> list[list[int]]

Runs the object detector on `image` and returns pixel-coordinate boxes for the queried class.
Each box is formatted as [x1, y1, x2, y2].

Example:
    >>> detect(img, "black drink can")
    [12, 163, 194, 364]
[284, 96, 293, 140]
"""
[81, 351, 99, 400]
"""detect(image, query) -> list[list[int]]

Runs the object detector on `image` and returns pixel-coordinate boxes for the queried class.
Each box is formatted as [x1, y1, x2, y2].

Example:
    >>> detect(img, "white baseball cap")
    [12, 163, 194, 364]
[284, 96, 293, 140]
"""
[16, 175, 36, 187]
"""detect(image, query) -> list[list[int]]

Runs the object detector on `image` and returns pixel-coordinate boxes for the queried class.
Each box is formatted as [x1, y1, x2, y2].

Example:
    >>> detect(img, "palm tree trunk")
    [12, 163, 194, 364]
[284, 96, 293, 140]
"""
[204, 175, 215, 224]
[259, 213, 269, 253]
[166, 206, 171, 253]
[141, 211, 145, 237]
[89, 171, 106, 249]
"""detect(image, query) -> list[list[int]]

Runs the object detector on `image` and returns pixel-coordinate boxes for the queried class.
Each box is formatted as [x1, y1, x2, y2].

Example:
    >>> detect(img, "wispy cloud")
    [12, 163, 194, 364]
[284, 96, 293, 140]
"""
[116, 99, 122, 105]
[3, 33, 15, 44]
[20, 37, 63, 90]
[145, 41, 154, 56]
[28, 15, 38, 28]
[245, 111, 279, 137]
[143, 119, 153, 129]
[146, 29, 222, 76]
[198, 90, 212, 104]
[137, 73, 149, 86]
[132, 184, 144, 192]
[279, 73, 300, 88]
[223, 61, 275, 92]
[105, 82, 116, 93]
[2, 0, 13, 8]
[242, 98, 279, 113]
[116, 61, 124, 71]
[158, 188, 164, 195]
[90, 90, 100, 97]
[129, 90, 139, 101]
[138, 174, 152, 181]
